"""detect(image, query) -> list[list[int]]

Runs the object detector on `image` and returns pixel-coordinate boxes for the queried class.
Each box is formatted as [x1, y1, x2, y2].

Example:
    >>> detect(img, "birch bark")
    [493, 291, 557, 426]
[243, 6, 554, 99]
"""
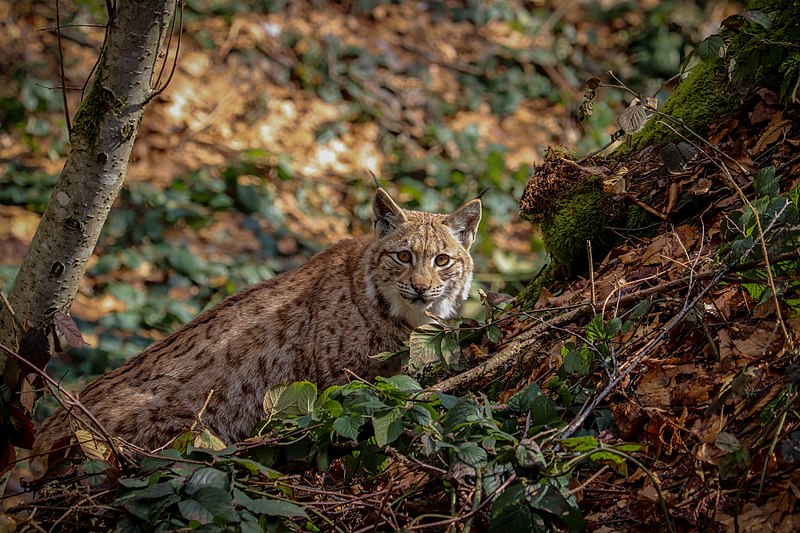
[0, 0, 177, 483]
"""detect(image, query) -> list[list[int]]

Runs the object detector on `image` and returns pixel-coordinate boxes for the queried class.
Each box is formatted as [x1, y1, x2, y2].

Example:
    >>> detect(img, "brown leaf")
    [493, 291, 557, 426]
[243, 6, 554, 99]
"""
[0, 438, 16, 475]
[18, 328, 51, 371]
[9, 405, 35, 449]
[54, 311, 87, 348]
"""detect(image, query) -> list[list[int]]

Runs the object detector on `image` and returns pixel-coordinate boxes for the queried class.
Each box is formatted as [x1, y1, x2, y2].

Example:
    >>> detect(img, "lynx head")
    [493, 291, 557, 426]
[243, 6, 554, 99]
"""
[366, 188, 482, 328]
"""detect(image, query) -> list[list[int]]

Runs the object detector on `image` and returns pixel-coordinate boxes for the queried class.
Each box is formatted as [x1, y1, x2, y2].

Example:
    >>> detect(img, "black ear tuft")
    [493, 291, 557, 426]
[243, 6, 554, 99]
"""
[444, 199, 482, 249]
[373, 189, 408, 237]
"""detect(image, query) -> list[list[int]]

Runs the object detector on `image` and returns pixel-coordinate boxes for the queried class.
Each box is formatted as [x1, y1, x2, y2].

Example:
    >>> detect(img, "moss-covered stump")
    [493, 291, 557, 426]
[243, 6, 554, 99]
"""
[518, 151, 642, 296]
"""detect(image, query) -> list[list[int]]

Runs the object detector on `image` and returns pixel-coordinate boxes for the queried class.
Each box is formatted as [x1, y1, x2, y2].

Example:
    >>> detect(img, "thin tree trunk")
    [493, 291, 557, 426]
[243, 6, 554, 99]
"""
[0, 0, 176, 492]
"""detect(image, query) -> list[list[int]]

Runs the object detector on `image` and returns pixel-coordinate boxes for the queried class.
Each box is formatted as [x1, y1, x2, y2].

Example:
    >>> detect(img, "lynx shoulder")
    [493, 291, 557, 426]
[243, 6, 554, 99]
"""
[32, 188, 481, 475]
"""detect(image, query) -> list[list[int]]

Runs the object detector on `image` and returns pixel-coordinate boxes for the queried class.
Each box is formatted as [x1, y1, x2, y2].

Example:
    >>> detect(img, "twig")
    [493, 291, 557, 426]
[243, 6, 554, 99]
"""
[54, 0, 72, 133]
[0, 343, 137, 470]
[145, 0, 183, 103]
[189, 389, 215, 433]
[370, 477, 394, 533]
[406, 474, 517, 530]
[660, 121, 792, 349]
[0, 290, 23, 333]
[587, 240, 596, 306]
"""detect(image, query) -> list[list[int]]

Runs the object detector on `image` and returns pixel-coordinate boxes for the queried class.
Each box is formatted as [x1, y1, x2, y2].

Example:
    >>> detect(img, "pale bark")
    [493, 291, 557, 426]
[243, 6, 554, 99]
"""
[0, 0, 176, 379]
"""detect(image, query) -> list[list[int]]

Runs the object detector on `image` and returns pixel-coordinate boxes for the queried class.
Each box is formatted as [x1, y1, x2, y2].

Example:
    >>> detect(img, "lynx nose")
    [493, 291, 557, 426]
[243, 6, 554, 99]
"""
[411, 278, 431, 295]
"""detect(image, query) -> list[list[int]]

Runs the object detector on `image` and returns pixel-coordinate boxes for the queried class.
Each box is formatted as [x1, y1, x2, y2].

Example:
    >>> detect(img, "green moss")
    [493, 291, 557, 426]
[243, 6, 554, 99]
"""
[71, 53, 128, 146]
[72, 59, 113, 145]
[540, 188, 627, 275]
[629, 58, 740, 149]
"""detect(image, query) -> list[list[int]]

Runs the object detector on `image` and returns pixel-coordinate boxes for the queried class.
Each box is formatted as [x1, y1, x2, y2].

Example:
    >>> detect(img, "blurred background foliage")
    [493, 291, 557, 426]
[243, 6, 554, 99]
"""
[0, 0, 737, 405]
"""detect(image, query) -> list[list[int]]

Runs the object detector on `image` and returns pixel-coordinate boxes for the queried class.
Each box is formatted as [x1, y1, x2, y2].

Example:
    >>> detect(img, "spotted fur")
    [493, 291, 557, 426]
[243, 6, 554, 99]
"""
[31, 189, 481, 475]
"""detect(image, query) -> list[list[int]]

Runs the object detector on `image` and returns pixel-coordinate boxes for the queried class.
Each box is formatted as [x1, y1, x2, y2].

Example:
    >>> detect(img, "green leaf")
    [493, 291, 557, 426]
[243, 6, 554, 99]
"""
[530, 395, 558, 426]
[440, 332, 461, 367]
[379, 374, 422, 393]
[230, 457, 281, 478]
[118, 477, 149, 489]
[507, 382, 542, 413]
[753, 166, 779, 198]
[487, 324, 503, 344]
[178, 499, 214, 525]
[563, 348, 592, 376]
[561, 436, 599, 452]
[516, 439, 545, 469]
[443, 396, 483, 432]
[731, 237, 755, 261]
[589, 450, 628, 475]
[409, 324, 443, 368]
[586, 315, 605, 342]
[333, 415, 363, 440]
[192, 486, 237, 523]
[406, 404, 434, 427]
[263, 381, 318, 419]
[490, 484, 532, 533]
[696, 34, 726, 61]
[605, 317, 622, 338]
[373, 408, 403, 447]
[243, 498, 307, 518]
[128, 481, 176, 500]
[741, 9, 772, 29]
[457, 442, 488, 468]
[186, 467, 229, 495]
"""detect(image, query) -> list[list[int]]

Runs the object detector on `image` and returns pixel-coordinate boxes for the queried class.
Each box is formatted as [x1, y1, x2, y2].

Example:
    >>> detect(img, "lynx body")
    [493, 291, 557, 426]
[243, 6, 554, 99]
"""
[32, 189, 481, 474]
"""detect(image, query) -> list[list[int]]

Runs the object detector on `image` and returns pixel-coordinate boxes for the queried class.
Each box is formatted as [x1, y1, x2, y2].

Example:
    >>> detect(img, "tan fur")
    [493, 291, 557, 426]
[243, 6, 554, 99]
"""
[31, 189, 481, 476]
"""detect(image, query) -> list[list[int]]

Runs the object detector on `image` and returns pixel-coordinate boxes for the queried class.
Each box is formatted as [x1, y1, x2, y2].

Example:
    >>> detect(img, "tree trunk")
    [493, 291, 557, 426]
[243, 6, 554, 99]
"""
[0, 0, 176, 491]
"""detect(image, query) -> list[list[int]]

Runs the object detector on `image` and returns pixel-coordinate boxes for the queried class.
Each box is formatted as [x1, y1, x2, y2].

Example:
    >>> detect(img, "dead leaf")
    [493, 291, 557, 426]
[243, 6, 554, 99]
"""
[636, 369, 671, 408]
[74, 429, 109, 461]
[733, 328, 776, 363]
[194, 428, 227, 451]
[751, 118, 792, 155]
[54, 311, 87, 348]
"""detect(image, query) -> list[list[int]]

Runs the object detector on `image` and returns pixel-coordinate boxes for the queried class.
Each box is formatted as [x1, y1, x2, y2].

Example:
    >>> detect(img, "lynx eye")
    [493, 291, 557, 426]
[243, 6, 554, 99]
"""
[434, 254, 450, 267]
[396, 250, 413, 263]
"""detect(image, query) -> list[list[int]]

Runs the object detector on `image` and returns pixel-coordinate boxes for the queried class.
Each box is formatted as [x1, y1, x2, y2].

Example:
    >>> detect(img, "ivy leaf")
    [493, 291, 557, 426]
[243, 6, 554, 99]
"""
[373, 408, 403, 447]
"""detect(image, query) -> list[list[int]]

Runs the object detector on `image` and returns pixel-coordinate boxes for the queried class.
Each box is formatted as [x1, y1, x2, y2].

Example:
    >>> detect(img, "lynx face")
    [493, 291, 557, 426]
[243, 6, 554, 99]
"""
[367, 189, 482, 327]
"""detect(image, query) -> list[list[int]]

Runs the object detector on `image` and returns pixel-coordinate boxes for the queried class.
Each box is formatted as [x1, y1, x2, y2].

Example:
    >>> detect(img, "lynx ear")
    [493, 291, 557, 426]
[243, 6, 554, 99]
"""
[373, 188, 408, 237]
[444, 199, 482, 249]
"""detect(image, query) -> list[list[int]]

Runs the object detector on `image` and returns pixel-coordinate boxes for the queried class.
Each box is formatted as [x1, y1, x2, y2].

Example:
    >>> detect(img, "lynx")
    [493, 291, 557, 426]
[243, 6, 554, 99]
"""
[32, 187, 481, 475]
